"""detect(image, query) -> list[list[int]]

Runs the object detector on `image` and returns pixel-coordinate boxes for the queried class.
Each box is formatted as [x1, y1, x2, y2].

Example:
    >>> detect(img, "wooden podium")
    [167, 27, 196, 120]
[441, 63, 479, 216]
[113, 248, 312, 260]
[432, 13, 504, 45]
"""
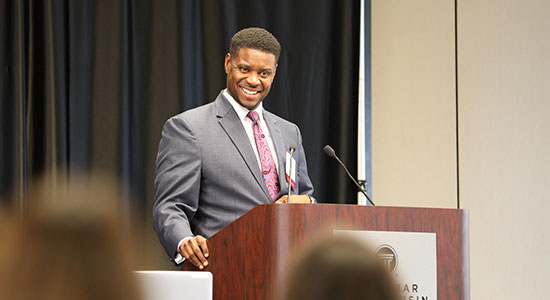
[184, 204, 469, 300]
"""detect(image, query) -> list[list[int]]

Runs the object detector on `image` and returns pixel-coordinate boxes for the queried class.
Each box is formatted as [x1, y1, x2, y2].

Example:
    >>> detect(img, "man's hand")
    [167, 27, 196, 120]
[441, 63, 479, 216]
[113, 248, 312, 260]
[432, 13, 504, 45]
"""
[275, 195, 312, 204]
[180, 235, 209, 269]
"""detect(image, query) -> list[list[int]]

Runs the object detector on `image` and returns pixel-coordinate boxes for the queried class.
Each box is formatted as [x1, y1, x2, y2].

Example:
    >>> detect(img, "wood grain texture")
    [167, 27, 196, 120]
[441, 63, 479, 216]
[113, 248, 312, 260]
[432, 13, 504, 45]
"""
[184, 204, 469, 300]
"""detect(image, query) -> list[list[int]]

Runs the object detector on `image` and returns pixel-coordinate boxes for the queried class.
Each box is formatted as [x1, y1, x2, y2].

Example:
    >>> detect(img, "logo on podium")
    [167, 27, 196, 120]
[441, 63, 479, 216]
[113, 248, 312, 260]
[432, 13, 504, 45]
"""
[376, 244, 398, 274]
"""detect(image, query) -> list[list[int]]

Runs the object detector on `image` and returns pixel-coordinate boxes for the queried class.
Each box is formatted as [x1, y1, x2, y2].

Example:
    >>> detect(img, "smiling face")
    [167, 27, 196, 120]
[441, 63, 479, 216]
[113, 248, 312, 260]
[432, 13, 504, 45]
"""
[224, 47, 277, 110]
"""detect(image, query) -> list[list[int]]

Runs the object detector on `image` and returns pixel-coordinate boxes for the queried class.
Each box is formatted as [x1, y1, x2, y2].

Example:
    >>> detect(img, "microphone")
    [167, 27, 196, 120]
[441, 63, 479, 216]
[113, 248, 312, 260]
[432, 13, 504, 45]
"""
[323, 145, 375, 206]
[287, 143, 296, 203]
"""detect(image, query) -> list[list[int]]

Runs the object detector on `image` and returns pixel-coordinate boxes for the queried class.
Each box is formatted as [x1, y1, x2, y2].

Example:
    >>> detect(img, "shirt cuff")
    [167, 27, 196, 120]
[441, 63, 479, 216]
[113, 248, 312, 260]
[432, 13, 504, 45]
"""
[309, 196, 317, 203]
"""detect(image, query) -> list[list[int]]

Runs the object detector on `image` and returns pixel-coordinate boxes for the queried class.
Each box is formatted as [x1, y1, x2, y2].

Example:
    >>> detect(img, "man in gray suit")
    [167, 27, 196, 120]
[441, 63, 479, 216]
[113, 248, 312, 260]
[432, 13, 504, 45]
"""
[153, 28, 315, 269]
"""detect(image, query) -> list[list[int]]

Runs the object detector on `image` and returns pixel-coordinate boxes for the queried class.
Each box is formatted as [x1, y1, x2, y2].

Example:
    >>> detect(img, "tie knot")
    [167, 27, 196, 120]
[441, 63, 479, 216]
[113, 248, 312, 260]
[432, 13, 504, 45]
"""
[247, 111, 259, 123]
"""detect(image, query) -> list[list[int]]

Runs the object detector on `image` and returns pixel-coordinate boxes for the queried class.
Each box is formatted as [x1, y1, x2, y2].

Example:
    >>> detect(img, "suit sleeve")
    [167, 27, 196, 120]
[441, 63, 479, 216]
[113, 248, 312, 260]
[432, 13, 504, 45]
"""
[294, 124, 315, 197]
[153, 116, 201, 261]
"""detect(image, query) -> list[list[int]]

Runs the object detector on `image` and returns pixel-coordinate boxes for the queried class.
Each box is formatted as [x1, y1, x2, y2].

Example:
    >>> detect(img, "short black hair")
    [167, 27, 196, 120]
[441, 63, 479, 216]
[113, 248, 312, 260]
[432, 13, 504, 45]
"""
[229, 27, 281, 62]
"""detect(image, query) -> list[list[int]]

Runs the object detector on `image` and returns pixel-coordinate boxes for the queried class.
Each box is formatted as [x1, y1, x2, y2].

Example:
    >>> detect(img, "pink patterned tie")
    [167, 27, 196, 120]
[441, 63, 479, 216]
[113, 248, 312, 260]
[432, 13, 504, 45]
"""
[247, 111, 280, 201]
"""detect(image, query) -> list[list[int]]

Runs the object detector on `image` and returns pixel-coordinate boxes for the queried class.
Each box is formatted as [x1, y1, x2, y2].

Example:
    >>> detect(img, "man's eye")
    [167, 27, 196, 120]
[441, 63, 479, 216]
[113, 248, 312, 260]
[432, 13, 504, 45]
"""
[261, 71, 271, 77]
[240, 67, 248, 72]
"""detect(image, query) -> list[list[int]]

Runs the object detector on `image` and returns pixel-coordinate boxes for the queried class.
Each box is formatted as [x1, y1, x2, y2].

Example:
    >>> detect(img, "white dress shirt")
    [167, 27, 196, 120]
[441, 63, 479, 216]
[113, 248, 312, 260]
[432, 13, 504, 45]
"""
[223, 89, 279, 172]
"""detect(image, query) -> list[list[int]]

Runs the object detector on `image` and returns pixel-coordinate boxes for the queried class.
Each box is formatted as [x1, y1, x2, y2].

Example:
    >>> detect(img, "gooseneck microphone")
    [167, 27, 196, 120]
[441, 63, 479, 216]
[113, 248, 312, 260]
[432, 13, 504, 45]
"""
[323, 145, 375, 206]
[287, 143, 296, 202]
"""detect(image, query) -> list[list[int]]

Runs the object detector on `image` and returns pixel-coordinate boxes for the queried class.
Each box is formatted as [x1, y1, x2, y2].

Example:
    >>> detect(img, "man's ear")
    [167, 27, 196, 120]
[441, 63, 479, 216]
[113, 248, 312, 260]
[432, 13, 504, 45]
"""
[224, 53, 231, 74]
[273, 63, 278, 78]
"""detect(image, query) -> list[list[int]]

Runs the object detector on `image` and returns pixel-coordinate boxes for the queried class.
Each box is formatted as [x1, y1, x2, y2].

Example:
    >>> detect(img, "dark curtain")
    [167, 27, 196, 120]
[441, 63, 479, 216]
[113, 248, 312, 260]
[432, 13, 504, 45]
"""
[1, 0, 360, 266]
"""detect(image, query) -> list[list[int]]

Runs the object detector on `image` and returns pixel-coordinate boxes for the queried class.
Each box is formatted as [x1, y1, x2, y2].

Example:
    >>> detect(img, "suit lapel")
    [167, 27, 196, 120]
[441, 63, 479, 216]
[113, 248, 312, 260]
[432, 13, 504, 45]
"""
[215, 93, 271, 202]
[264, 112, 289, 196]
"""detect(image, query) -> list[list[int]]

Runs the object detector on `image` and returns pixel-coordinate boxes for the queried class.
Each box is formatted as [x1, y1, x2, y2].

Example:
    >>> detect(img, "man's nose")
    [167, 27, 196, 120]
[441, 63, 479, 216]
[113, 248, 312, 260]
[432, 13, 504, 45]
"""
[246, 72, 260, 86]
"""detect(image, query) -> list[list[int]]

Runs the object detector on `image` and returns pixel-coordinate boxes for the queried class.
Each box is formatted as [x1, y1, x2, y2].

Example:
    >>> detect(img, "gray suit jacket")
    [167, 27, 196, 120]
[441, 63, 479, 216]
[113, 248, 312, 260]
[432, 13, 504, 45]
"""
[153, 91, 314, 261]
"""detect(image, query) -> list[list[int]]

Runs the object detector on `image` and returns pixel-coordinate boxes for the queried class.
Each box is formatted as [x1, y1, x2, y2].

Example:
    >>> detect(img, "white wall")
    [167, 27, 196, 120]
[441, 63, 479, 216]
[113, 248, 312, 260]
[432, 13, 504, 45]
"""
[371, 0, 457, 208]
[372, 0, 550, 298]
[458, 0, 550, 298]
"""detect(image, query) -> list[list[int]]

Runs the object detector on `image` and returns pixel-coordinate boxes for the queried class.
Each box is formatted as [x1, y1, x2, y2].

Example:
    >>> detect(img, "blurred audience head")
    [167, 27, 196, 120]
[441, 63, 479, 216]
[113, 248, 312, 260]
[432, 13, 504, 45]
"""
[283, 234, 399, 300]
[0, 171, 142, 300]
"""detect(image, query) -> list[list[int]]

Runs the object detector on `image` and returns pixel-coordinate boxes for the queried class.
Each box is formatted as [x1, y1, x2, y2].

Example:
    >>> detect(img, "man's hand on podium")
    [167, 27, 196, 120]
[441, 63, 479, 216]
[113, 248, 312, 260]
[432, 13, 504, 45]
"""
[275, 195, 312, 204]
[180, 235, 209, 269]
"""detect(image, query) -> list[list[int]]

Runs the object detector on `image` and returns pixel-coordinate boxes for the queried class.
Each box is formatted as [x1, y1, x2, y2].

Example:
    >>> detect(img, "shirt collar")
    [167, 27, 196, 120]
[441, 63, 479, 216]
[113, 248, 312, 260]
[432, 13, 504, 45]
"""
[223, 89, 265, 122]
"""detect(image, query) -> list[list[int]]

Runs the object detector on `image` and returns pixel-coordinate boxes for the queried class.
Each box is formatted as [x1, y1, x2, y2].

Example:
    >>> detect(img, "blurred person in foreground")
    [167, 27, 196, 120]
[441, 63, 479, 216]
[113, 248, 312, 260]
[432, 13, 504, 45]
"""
[282, 235, 400, 300]
[0, 173, 142, 300]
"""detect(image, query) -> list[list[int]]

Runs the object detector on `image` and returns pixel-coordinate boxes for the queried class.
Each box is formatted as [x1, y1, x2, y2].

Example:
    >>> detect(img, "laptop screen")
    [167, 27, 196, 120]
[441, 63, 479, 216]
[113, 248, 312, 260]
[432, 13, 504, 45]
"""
[134, 271, 213, 300]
